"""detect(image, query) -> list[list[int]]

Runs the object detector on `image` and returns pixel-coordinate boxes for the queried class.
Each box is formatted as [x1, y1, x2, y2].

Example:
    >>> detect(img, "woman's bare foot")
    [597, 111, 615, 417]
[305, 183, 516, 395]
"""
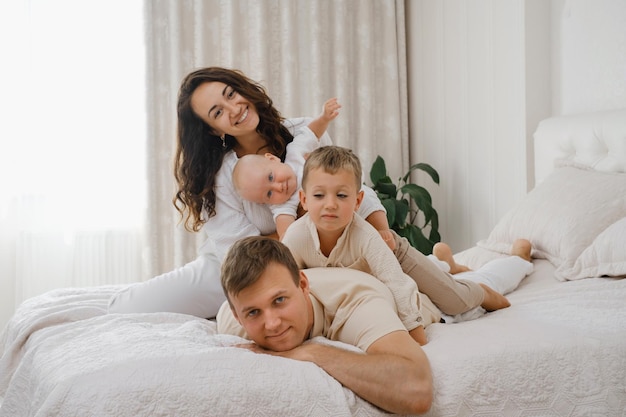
[511, 239, 532, 262]
[480, 283, 511, 311]
[433, 242, 471, 274]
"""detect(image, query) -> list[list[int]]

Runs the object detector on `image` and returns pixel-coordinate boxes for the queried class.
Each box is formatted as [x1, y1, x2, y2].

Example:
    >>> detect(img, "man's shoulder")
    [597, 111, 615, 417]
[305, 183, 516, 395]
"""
[304, 267, 392, 300]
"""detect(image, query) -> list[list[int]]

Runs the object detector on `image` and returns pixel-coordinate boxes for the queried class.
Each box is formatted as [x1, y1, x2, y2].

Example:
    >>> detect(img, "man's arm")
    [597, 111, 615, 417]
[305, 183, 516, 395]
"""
[245, 330, 432, 415]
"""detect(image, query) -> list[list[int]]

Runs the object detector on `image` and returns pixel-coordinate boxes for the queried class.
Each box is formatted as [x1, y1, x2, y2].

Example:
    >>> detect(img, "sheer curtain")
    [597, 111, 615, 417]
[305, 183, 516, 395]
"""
[144, 0, 410, 276]
[0, 0, 148, 328]
[0, 0, 410, 329]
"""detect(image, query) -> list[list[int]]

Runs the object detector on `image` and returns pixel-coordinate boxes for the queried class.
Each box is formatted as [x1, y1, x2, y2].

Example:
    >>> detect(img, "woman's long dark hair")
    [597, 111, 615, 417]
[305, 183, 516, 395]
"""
[173, 67, 294, 232]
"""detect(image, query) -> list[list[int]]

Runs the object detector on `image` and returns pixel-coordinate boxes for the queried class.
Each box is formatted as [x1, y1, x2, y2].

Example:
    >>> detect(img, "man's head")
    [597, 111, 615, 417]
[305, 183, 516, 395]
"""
[300, 146, 364, 234]
[221, 236, 313, 351]
[232, 153, 298, 205]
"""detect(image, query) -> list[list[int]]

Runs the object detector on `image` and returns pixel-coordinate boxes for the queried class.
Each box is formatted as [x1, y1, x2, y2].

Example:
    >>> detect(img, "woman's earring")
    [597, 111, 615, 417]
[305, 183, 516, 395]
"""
[220, 135, 226, 148]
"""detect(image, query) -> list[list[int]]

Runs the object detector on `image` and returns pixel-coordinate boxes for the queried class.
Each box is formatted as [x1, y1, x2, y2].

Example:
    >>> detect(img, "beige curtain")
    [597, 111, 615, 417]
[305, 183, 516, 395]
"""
[144, 0, 410, 276]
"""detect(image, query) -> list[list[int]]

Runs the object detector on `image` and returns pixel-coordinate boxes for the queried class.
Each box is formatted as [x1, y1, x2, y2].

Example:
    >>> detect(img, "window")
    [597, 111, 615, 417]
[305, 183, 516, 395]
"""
[0, 0, 147, 326]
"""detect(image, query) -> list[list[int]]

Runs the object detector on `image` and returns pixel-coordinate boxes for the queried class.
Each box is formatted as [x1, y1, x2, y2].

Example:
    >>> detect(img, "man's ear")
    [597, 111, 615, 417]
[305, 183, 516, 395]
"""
[298, 271, 310, 295]
[299, 189, 308, 211]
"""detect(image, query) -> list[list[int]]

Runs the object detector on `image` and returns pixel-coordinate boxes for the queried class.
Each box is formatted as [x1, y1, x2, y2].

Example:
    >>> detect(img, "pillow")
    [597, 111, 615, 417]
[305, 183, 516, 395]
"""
[477, 164, 626, 280]
[558, 217, 626, 280]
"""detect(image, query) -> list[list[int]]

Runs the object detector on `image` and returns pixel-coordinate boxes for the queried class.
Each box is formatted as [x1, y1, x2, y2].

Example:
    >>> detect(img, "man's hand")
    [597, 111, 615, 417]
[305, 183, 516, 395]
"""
[235, 340, 313, 362]
[237, 332, 432, 415]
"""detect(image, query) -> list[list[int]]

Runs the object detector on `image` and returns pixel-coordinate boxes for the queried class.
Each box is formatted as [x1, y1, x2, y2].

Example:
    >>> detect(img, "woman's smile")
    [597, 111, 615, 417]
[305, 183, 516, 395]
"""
[236, 107, 249, 125]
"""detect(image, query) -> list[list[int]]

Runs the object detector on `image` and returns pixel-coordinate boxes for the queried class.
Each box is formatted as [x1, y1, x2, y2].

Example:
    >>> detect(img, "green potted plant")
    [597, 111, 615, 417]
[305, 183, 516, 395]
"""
[369, 156, 441, 255]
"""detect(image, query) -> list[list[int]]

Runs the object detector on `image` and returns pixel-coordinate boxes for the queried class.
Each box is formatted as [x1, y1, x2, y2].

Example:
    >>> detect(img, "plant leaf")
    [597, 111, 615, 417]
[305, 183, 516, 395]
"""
[402, 162, 440, 185]
[380, 198, 396, 227]
[401, 184, 433, 216]
[376, 181, 397, 198]
[370, 156, 387, 185]
[400, 224, 433, 255]
[393, 199, 409, 228]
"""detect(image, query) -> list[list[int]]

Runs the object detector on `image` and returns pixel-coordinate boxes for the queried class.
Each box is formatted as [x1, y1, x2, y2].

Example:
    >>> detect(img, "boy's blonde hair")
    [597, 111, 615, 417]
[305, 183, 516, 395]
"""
[302, 146, 362, 191]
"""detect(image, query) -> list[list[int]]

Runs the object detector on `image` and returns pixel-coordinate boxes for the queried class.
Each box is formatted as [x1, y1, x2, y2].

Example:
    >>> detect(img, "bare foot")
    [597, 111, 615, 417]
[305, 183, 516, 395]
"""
[511, 239, 532, 262]
[479, 283, 511, 311]
[433, 242, 471, 274]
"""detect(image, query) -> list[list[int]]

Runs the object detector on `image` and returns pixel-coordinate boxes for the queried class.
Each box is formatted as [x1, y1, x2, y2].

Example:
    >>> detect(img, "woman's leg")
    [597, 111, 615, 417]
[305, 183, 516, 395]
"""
[454, 241, 533, 295]
[108, 252, 225, 318]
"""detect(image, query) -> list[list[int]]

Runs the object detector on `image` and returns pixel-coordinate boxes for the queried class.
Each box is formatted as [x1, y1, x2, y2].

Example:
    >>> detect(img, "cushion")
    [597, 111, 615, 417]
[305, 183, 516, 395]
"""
[477, 163, 626, 281]
[559, 217, 626, 280]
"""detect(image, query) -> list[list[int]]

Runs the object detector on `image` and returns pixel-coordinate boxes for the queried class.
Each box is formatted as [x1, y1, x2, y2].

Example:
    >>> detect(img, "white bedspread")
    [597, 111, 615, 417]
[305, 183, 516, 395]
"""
[1, 251, 626, 416]
[0, 286, 385, 417]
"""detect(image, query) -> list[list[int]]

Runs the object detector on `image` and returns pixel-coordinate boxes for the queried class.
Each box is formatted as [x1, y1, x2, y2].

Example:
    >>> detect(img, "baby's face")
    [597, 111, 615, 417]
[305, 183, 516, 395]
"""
[237, 155, 298, 205]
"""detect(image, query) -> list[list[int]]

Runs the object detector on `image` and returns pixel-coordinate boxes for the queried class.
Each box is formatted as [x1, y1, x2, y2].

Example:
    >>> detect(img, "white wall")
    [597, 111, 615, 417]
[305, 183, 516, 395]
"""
[552, 0, 626, 115]
[406, 0, 626, 252]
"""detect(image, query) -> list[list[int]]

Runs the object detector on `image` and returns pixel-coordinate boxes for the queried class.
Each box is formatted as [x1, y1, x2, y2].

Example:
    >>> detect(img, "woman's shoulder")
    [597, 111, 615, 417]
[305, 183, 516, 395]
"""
[216, 151, 238, 182]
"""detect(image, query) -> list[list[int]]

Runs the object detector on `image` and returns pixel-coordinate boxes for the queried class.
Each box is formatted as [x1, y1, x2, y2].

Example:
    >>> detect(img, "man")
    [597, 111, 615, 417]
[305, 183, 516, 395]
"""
[216, 236, 433, 415]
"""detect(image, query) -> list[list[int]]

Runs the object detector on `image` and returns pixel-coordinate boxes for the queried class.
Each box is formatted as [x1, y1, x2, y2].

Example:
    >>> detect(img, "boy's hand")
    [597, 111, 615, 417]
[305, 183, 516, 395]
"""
[378, 229, 396, 250]
[321, 98, 341, 122]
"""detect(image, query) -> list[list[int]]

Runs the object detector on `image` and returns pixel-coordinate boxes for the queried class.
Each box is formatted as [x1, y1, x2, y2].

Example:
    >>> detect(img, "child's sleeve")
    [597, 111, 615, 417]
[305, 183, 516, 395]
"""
[362, 224, 424, 331]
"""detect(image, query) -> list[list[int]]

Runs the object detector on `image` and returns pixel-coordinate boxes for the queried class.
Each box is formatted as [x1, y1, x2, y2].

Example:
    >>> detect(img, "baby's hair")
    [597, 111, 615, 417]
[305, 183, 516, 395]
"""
[302, 146, 362, 191]
[232, 154, 265, 194]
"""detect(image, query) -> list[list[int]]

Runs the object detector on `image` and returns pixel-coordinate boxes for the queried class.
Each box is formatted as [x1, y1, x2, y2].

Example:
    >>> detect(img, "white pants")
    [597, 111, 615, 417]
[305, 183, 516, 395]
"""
[454, 256, 534, 295]
[108, 252, 225, 319]
[432, 256, 534, 323]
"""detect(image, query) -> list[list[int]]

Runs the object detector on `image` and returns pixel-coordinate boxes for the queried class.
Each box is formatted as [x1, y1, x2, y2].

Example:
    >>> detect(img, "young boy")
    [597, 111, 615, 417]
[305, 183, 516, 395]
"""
[281, 146, 534, 345]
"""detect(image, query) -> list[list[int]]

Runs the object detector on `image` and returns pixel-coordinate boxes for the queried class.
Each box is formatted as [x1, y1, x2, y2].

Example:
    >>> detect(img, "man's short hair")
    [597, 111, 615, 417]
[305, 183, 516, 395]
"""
[302, 145, 362, 190]
[221, 236, 301, 304]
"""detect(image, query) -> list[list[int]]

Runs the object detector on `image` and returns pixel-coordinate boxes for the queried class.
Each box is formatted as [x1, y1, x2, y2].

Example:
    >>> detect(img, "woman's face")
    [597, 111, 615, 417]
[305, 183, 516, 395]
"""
[190, 81, 260, 139]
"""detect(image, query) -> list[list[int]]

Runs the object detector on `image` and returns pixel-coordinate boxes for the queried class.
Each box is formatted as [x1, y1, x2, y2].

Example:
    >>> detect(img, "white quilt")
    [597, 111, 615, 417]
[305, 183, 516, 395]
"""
[1, 250, 625, 417]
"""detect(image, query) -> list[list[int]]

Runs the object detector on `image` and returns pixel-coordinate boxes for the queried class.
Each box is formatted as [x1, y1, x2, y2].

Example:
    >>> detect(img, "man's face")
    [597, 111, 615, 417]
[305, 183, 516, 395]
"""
[229, 262, 312, 352]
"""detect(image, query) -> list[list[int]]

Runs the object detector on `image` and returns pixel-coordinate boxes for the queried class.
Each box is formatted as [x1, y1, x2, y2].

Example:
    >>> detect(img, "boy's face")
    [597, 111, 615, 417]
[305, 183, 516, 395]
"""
[229, 262, 313, 352]
[237, 154, 298, 205]
[299, 167, 364, 235]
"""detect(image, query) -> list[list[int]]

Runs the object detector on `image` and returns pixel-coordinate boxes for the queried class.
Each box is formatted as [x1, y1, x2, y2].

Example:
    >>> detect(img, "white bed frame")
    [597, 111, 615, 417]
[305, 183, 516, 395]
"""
[534, 108, 626, 183]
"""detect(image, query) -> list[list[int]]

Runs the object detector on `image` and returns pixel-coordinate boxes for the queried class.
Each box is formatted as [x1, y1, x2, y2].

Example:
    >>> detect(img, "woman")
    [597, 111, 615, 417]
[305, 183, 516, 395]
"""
[108, 67, 382, 318]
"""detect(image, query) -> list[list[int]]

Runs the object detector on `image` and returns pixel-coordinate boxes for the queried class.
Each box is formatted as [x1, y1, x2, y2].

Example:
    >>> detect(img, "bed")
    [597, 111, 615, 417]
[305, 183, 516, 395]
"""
[1, 109, 625, 416]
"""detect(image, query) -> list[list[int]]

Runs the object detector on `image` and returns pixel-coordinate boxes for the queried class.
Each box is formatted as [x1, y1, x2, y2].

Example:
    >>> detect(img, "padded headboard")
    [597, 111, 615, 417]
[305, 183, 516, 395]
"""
[533, 109, 626, 184]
